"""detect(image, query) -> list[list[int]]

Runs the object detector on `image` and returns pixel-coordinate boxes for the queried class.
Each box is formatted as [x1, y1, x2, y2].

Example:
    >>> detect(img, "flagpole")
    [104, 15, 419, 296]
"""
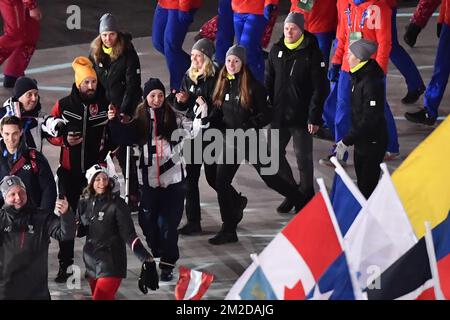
[330, 156, 366, 206]
[317, 178, 367, 300]
[424, 221, 445, 300]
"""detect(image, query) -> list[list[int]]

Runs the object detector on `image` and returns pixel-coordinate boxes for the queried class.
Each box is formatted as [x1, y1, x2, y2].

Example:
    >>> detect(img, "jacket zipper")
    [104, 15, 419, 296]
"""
[81, 103, 88, 173]
[20, 230, 25, 249]
[290, 60, 297, 77]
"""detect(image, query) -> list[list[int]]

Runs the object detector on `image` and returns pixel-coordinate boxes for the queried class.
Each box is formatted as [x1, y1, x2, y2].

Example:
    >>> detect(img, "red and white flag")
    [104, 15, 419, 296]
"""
[175, 266, 214, 300]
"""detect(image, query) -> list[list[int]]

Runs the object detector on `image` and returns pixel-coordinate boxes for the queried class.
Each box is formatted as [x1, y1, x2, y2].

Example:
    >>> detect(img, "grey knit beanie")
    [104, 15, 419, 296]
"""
[0, 175, 26, 198]
[226, 45, 247, 64]
[349, 39, 378, 61]
[192, 38, 215, 59]
[284, 12, 305, 30]
[99, 13, 119, 34]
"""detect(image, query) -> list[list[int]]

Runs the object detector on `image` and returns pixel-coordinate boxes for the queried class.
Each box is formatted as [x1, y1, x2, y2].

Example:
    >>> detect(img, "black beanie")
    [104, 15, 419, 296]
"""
[13, 76, 38, 99]
[143, 78, 165, 99]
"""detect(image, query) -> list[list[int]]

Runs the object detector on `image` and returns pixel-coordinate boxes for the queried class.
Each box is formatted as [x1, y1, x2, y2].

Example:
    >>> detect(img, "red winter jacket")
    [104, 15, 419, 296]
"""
[158, 0, 202, 11]
[439, 0, 449, 25]
[290, 0, 338, 33]
[332, 0, 392, 74]
[410, 0, 440, 28]
[232, 0, 279, 15]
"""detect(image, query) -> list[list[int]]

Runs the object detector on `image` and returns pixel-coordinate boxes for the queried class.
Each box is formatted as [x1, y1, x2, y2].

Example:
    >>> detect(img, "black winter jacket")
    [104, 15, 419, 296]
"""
[343, 59, 388, 148]
[90, 33, 142, 117]
[266, 32, 329, 128]
[46, 84, 111, 174]
[0, 203, 75, 300]
[77, 194, 151, 279]
[214, 72, 271, 131]
[0, 138, 56, 210]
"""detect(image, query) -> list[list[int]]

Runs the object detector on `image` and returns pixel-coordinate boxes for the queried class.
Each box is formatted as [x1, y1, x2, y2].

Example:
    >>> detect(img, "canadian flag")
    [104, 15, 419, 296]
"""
[175, 266, 214, 300]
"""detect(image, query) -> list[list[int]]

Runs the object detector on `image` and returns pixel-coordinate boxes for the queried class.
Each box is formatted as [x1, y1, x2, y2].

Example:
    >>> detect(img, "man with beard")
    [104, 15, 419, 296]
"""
[41, 56, 112, 283]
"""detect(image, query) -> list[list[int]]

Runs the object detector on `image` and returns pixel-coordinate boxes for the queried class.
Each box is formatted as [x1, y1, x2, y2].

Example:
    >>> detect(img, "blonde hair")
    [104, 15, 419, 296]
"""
[90, 33, 125, 63]
[188, 55, 216, 84]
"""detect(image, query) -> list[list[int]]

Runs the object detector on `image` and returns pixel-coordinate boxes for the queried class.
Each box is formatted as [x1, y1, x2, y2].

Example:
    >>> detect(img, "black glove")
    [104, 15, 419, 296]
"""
[437, 23, 442, 38]
[138, 261, 159, 294]
[404, 22, 422, 48]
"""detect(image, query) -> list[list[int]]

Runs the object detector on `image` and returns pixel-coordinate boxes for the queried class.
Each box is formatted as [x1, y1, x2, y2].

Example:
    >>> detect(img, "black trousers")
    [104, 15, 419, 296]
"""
[354, 141, 387, 199]
[56, 167, 87, 266]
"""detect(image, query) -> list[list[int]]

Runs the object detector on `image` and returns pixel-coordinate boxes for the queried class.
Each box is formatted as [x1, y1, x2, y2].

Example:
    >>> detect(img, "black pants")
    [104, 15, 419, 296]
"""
[213, 135, 301, 232]
[117, 145, 139, 203]
[138, 181, 186, 269]
[56, 167, 87, 266]
[354, 141, 386, 199]
[272, 126, 315, 197]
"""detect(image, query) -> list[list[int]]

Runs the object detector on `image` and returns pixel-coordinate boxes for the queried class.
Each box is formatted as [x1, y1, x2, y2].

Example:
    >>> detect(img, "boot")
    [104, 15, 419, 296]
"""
[178, 222, 202, 235]
[55, 263, 73, 283]
[401, 85, 425, 104]
[277, 198, 294, 214]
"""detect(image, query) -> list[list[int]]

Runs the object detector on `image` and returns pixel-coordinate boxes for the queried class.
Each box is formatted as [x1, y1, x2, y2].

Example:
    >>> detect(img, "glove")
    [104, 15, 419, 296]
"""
[353, 0, 366, 5]
[327, 64, 341, 82]
[335, 140, 348, 161]
[193, 99, 208, 118]
[404, 22, 422, 48]
[264, 4, 277, 20]
[138, 261, 159, 294]
[41, 116, 66, 137]
[437, 23, 442, 38]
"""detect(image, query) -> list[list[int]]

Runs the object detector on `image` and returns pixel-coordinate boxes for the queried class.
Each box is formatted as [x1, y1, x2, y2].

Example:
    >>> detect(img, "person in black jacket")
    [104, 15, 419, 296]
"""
[174, 38, 220, 235]
[90, 13, 141, 211]
[41, 56, 112, 283]
[266, 12, 328, 213]
[1, 76, 42, 148]
[0, 116, 56, 210]
[208, 45, 306, 245]
[77, 164, 158, 300]
[335, 39, 388, 198]
[0, 175, 75, 300]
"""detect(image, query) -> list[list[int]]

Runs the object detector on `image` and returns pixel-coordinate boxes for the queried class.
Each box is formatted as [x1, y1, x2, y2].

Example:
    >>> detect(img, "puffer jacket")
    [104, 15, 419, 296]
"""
[231, 0, 279, 15]
[266, 32, 328, 128]
[77, 194, 151, 279]
[290, 0, 338, 33]
[0, 203, 75, 300]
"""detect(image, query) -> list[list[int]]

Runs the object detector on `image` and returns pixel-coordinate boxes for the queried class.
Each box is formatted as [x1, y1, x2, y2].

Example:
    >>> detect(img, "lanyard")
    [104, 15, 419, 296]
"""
[345, 4, 369, 31]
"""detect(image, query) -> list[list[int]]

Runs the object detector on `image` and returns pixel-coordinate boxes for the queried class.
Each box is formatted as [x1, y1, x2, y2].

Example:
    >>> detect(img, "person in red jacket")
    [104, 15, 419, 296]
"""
[290, 0, 338, 67]
[0, 0, 41, 88]
[231, 0, 279, 82]
[405, 0, 450, 125]
[152, 0, 202, 91]
[404, 0, 441, 47]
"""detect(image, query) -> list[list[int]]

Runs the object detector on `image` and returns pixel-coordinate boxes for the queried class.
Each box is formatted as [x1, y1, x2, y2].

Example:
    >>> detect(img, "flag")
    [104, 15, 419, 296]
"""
[366, 213, 450, 300]
[329, 157, 366, 235]
[105, 153, 121, 194]
[226, 192, 342, 300]
[345, 164, 417, 290]
[392, 117, 450, 238]
[175, 266, 214, 300]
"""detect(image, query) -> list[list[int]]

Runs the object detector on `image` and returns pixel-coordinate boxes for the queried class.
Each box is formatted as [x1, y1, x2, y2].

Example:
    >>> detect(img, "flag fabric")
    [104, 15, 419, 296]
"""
[392, 117, 450, 238]
[366, 213, 450, 300]
[329, 157, 366, 235]
[105, 153, 121, 194]
[175, 266, 214, 300]
[344, 165, 418, 290]
[225, 192, 342, 300]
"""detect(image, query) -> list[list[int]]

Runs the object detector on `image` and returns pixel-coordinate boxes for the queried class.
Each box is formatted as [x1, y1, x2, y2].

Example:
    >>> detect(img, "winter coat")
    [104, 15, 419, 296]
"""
[0, 138, 56, 210]
[343, 59, 388, 148]
[1, 97, 42, 148]
[45, 84, 111, 174]
[90, 33, 142, 117]
[231, 0, 279, 15]
[266, 32, 328, 128]
[77, 194, 150, 279]
[411, 0, 441, 28]
[0, 203, 75, 300]
[332, 0, 392, 74]
[290, 0, 338, 33]
[158, 0, 202, 11]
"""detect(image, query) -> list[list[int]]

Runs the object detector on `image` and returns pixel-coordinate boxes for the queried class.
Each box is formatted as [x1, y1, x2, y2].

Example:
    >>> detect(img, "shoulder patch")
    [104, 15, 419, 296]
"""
[370, 101, 376, 106]
[320, 62, 325, 67]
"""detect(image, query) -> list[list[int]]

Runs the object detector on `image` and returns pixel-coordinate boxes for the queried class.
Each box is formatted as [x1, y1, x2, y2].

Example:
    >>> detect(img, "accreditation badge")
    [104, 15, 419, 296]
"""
[297, 0, 316, 12]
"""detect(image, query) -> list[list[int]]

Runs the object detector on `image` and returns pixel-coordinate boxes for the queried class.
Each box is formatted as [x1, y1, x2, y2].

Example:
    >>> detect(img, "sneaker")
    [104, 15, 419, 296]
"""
[3, 75, 17, 88]
[208, 231, 238, 245]
[384, 152, 400, 161]
[178, 222, 202, 235]
[401, 85, 425, 104]
[160, 269, 173, 282]
[319, 155, 347, 168]
[54, 264, 73, 283]
[277, 198, 294, 214]
[405, 109, 436, 126]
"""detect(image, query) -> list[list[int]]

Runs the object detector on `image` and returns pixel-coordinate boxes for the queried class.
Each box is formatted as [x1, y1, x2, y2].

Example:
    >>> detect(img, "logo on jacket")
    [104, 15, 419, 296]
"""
[22, 164, 31, 171]
[28, 225, 34, 234]
[89, 105, 99, 116]
[98, 212, 104, 221]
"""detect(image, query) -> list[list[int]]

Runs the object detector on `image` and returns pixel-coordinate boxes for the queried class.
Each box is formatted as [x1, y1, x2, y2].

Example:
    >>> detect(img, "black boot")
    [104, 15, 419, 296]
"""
[401, 85, 425, 104]
[208, 231, 238, 245]
[55, 263, 73, 283]
[405, 109, 436, 126]
[277, 198, 294, 214]
[178, 222, 202, 235]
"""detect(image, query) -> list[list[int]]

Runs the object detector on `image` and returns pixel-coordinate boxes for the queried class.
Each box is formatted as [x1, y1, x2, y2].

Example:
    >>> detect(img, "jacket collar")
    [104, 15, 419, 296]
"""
[350, 59, 384, 81]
